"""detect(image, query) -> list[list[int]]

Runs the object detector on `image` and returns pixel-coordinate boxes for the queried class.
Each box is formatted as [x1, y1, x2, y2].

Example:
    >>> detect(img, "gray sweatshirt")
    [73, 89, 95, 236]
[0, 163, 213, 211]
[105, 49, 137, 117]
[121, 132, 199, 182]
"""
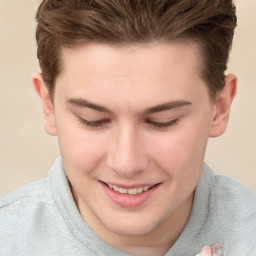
[1, 157, 256, 256]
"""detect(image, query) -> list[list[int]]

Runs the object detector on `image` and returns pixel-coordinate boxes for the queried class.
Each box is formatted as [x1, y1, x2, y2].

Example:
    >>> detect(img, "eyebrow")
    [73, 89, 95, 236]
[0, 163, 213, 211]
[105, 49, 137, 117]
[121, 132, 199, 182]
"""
[67, 98, 112, 113]
[67, 98, 191, 114]
[144, 100, 192, 114]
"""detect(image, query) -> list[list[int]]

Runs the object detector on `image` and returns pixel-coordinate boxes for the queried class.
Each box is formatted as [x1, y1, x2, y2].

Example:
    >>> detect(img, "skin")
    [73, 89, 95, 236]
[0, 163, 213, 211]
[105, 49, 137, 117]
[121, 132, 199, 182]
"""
[196, 246, 212, 256]
[33, 42, 236, 256]
[196, 244, 223, 256]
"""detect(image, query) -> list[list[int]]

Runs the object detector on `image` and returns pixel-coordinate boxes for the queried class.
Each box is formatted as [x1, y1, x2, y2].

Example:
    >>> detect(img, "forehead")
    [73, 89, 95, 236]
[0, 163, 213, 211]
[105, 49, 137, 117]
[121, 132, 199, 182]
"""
[60, 41, 202, 75]
[55, 42, 208, 105]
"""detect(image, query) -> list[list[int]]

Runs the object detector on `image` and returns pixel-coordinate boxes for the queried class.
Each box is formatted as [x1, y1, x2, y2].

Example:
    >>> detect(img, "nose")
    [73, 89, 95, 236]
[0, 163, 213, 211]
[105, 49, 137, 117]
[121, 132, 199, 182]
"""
[106, 124, 149, 178]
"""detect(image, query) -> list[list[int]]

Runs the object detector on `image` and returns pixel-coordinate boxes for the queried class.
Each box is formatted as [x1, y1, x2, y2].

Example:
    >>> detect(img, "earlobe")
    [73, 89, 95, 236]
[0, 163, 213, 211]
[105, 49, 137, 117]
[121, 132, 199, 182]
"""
[209, 74, 237, 137]
[32, 73, 57, 136]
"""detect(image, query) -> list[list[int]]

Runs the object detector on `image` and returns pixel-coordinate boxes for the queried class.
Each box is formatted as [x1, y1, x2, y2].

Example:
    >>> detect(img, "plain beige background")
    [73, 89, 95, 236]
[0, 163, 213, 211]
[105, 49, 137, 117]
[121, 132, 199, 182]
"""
[0, 0, 255, 198]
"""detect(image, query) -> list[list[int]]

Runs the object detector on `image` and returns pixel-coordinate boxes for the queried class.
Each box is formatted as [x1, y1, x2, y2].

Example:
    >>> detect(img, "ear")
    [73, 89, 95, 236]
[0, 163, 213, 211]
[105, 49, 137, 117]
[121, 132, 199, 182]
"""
[210, 74, 237, 137]
[32, 73, 57, 136]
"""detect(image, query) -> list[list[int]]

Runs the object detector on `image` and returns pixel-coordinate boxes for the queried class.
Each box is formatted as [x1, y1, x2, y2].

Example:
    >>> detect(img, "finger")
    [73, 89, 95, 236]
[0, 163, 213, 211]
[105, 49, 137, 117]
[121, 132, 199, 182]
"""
[195, 246, 212, 256]
[211, 243, 223, 256]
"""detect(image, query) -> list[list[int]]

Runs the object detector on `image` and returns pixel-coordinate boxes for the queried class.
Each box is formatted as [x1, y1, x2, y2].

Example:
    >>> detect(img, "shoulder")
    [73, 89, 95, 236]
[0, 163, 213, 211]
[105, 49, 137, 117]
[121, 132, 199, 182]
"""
[0, 178, 55, 228]
[0, 158, 63, 213]
[205, 166, 256, 254]
[201, 163, 256, 212]
[0, 178, 54, 249]
[212, 174, 256, 233]
[191, 164, 256, 254]
[201, 162, 256, 222]
[213, 173, 256, 212]
[0, 177, 52, 211]
[216, 176, 256, 254]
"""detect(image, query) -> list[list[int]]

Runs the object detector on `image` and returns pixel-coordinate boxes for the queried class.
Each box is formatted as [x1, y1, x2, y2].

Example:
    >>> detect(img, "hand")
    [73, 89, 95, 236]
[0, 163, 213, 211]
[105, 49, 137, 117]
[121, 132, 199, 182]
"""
[195, 243, 223, 256]
[195, 246, 211, 256]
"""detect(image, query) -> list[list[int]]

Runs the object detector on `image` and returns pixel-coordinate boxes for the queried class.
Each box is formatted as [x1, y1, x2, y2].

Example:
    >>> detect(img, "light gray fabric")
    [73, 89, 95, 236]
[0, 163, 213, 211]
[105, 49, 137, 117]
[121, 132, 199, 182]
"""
[1, 157, 256, 256]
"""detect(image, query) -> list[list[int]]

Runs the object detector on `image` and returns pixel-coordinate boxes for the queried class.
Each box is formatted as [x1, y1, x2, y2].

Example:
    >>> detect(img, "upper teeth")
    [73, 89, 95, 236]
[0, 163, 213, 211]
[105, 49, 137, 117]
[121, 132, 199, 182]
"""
[107, 183, 151, 195]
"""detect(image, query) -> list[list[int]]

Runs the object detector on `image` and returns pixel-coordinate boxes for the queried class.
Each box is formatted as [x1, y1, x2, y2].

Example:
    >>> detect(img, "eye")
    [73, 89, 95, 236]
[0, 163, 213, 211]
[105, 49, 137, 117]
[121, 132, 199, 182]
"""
[78, 117, 111, 129]
[146, 118, 179, 129]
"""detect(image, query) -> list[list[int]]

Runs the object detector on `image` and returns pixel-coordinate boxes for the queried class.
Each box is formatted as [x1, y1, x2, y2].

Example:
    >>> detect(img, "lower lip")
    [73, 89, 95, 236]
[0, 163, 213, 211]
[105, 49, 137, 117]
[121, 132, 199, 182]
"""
[100, 182, 161, 208]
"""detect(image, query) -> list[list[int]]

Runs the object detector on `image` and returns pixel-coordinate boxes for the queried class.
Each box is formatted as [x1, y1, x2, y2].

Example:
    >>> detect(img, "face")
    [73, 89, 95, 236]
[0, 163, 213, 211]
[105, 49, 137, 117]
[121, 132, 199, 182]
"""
[35, 42, 234, 243]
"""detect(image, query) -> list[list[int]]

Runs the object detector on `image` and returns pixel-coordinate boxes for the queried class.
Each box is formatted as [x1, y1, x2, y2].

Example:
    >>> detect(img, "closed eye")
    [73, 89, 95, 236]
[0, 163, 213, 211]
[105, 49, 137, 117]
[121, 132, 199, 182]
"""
[146, 119, 179, 129]
[77, 116, 179, 130]
[78, 117, 111, 129]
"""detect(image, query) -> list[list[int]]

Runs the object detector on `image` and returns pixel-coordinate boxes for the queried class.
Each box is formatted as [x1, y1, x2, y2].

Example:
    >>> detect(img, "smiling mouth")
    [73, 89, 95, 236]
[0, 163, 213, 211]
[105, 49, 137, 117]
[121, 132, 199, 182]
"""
[104, 183, 156, 195]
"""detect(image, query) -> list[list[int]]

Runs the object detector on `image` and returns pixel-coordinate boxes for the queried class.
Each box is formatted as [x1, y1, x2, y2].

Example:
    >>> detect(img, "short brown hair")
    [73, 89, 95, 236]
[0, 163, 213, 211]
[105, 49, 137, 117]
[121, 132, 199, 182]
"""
[35, 0, 237, 100]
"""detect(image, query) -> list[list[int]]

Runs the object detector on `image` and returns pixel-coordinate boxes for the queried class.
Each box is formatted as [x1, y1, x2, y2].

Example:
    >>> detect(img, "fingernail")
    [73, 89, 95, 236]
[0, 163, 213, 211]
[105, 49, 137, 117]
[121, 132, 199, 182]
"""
[211, 243, 223, 256]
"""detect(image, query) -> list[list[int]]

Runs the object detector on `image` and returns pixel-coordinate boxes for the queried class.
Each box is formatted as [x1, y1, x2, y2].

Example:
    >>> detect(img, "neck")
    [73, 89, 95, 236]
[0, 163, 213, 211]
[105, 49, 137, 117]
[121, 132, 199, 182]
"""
[75, 190, 194, 256]
[116, 193, 194, 256]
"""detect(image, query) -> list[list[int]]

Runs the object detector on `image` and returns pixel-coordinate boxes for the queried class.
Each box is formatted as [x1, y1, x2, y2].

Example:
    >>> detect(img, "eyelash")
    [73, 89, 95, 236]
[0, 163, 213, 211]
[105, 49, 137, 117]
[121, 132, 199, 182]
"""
[145, 119, 179, 129]
[78, 117, 110, 128]
[78, 117, 179, 130]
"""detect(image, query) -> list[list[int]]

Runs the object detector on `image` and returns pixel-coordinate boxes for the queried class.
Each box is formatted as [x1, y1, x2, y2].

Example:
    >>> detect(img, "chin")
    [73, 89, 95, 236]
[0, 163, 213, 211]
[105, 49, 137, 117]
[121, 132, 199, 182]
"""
[106, 223, 155, 237]
[101, 212, 168, 237]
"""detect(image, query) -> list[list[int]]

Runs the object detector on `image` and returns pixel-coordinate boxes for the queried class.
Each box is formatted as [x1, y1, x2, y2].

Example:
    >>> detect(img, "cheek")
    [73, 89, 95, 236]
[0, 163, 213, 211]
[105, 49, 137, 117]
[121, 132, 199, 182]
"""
[150, 126, 208, 181]
[57, 124, 107, 173]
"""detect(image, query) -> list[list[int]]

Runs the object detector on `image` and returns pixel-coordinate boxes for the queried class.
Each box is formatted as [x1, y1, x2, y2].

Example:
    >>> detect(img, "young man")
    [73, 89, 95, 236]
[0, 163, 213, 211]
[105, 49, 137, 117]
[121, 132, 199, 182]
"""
[1, 0, 256, 255]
